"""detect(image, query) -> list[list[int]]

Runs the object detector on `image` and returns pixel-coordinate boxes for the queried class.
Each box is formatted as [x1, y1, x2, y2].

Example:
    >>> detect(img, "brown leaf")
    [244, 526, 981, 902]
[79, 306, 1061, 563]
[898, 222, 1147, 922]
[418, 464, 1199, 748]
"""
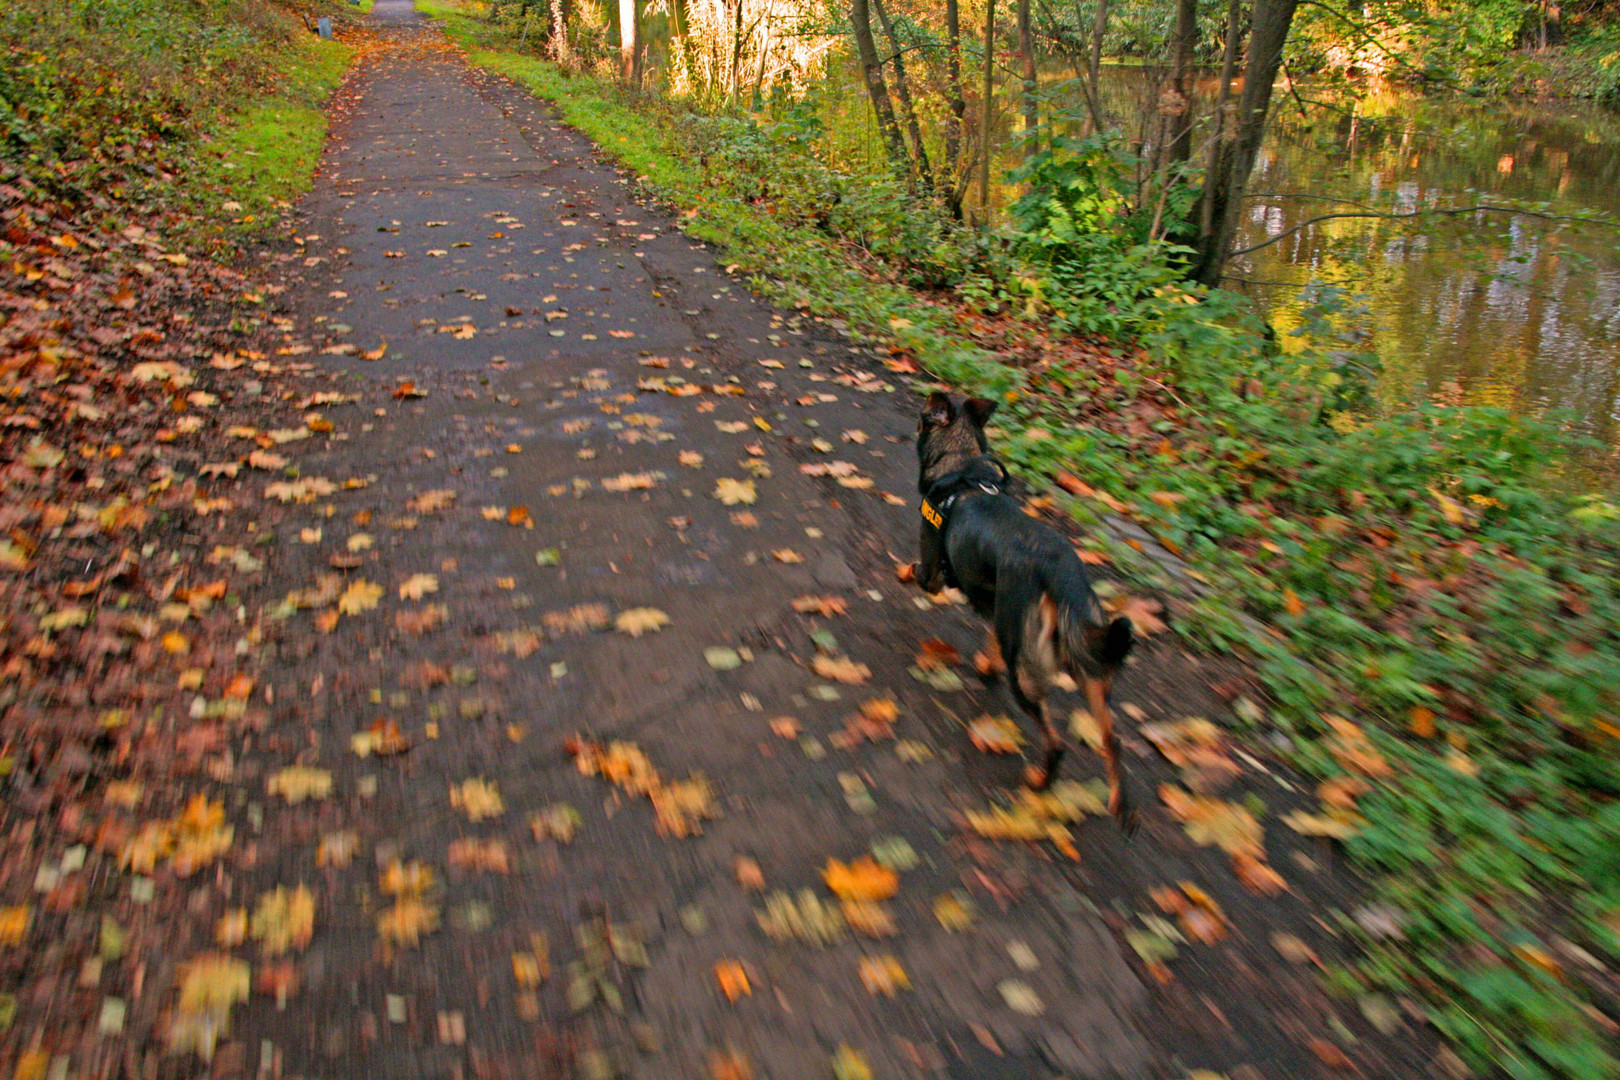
[914, 637, 961, 671]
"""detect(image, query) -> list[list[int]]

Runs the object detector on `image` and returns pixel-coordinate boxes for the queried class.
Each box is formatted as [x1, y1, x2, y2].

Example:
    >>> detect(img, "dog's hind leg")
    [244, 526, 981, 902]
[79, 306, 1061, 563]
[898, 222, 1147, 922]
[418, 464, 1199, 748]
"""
[1008, 597, 1063, 790]
[1086, 676, 1137, 835]
[1020, 692, 1065, 792]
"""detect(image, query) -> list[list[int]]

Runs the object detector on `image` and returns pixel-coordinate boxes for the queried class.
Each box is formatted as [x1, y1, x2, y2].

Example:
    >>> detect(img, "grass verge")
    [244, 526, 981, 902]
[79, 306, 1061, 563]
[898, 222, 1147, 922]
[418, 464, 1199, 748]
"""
[189, 34, 355, 232]
[412, 5, 1620, 1078]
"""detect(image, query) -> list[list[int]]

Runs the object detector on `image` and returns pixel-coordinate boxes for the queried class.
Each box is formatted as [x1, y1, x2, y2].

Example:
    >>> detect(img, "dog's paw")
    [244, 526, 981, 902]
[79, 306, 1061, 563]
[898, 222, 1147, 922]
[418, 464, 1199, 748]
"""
[1114, 805, 1141, 838]
[895, 562, 917, 584]
[1109, 789, 1139, 838]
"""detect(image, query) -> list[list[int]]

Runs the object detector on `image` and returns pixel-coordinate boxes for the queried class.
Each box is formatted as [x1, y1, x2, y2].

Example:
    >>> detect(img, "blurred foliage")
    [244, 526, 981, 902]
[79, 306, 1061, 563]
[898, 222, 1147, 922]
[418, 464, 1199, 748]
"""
[0, 0, 359, 200]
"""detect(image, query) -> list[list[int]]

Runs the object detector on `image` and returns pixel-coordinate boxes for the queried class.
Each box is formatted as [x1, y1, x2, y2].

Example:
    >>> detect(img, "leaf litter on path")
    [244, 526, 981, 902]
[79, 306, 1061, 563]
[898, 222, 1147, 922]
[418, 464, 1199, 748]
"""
[568, 737, 715, 836]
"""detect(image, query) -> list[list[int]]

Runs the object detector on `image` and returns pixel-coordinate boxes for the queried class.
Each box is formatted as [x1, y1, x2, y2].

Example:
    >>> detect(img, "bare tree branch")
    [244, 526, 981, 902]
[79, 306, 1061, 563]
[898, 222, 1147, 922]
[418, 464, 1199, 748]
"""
[1227, 204, 1617, 261]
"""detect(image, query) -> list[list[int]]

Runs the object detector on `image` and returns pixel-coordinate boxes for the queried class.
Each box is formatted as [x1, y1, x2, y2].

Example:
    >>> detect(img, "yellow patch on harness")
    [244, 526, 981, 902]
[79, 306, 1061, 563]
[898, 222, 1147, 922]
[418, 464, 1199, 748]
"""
[920, 499, 944, 529]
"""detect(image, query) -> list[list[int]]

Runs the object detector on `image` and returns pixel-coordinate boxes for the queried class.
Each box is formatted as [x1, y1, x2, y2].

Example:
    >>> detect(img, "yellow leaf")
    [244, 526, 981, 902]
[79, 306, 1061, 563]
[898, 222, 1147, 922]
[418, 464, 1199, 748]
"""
[380, 859, 435, 896]
[933, 892, 975, 931]
[1159, 785, 1264, 859]
[812, 655, 870, 685]
[338, 580, 384, 615]
[449, 778, 504, 821]
[713, 477, 757, 505]
[378, 898, 440, 947]
[398, 573, 439, 600]
[858, 954, 910, 995]
[250, 886, 315, 956]
[267, 767, 333, 804]
[831, 1045, 873, 1080]
[615, 607, 670, 637]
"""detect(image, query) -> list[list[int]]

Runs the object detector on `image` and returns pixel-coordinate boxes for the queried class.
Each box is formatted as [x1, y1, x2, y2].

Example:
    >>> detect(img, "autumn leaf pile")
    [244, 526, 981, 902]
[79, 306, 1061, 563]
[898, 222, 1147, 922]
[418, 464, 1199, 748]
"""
[0, 167, 332, 1071]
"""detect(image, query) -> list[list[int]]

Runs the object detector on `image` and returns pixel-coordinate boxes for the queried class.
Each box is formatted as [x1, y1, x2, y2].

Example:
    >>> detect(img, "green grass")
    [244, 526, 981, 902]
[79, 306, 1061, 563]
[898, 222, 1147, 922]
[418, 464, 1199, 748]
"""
[192, 35, 354, 227]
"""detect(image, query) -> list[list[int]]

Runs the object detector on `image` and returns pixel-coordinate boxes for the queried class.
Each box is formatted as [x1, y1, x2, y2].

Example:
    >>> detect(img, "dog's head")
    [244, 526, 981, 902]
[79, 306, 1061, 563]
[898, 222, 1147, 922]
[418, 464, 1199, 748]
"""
[917, 391, 997, 488]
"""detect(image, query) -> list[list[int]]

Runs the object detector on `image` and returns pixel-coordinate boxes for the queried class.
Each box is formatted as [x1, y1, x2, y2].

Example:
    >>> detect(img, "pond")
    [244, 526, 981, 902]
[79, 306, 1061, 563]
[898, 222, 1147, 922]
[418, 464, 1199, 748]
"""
[816, 61, 1620, 448]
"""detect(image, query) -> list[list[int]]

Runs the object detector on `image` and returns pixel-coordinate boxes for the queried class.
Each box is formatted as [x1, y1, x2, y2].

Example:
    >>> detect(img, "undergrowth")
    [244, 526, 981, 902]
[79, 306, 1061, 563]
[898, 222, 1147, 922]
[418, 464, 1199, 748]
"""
[417, 2, 1620, 1076]
[1, 0, 358, 240]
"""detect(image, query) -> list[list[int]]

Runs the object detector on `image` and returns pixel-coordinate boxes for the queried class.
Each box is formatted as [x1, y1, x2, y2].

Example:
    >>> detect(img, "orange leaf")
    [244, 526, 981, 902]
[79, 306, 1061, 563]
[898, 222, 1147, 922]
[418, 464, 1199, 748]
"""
[715, 959, 751, 1001]
[823, 857, 898, 902]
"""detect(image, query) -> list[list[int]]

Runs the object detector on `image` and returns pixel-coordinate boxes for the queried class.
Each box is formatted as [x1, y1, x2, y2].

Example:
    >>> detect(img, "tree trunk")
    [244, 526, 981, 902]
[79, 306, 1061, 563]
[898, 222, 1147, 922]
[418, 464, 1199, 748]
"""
[1166, 0, 1197, 166]
[1199, 0, 1244, 237]
[1193, 0, 1299, 285]
[1086, 0, 1109, 135]
[618, 0, 639, 83]
[851, 0, 910, 174]
[980, 0, 996, 223]
[1017, 0, 1038, 156]
[872, 0, 933, 192]
[944, 0, 966, 215]
[731, 0, 744, 100]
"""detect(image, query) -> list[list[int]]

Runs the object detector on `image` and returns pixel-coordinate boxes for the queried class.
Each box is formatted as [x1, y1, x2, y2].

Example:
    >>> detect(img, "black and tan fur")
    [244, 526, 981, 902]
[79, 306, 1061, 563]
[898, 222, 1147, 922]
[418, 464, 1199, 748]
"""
[907, 391, 1137, 832]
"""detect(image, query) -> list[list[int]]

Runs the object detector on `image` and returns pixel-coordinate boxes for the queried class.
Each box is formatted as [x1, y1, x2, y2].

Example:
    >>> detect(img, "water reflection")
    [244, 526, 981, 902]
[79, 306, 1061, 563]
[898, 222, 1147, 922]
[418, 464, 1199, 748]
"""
[1233, 89, 1620, 443]
[817, 62, 1620, 442]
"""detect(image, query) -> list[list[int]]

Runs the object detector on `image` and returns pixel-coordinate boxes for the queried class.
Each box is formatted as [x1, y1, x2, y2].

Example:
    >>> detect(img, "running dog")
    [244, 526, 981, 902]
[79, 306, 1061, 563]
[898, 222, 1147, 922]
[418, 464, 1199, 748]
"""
[901, 391, 1137, 832]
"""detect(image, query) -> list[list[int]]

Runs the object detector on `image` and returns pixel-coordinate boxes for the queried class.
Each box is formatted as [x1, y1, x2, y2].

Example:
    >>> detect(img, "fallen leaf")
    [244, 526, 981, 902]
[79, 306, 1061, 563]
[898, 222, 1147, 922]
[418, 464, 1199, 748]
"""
[858, 954, 910, 996]
[267, 767, 332, 804]
[791, 595, 847, 617]
[450, 779, 504, 821]
[337, 580, 384, 615]
[530, 803, 583, 844]
[448, 838, 511, 874]
[1113, 595, 1167, 636]
[1159, 786, 1263, 859]
[998, 978, 1044, 1016]
[831, 1045, 874, 1080]
[713, 478, 757, 505]
[398, 573, 439, 600]
[969, 715, 1023, 754]
[812, 655, 870, 684]
[615, 607, 671, 637]
[914, 637, 961, 670]
[735, 858, 765, 891]
[823, 857, 898, 902]
[378, 899, 440, 947]
[250, 886, 315, 956]
[714, 960, 751, 1001]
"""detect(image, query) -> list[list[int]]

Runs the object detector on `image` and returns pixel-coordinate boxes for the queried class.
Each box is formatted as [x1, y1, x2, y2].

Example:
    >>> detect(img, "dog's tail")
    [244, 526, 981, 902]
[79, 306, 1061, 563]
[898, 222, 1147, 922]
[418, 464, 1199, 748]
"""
[1046, 585, 1133, 681]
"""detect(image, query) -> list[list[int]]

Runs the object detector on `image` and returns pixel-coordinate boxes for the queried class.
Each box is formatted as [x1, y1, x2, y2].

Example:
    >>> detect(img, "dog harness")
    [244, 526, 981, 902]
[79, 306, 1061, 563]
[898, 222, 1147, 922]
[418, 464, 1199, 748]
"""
[920, 455, 1009, 534]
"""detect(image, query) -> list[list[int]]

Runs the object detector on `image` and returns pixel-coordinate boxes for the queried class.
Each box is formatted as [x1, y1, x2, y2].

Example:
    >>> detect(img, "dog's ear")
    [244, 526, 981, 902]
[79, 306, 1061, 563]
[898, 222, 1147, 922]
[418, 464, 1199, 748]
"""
[962, 397, 998, 428]
[921, 391, 955, 429]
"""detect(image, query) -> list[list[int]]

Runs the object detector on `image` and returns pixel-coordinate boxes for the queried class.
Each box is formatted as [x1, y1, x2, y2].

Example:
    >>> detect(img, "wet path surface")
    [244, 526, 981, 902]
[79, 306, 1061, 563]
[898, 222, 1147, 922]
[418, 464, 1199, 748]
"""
[230, 4, 1431, 1078]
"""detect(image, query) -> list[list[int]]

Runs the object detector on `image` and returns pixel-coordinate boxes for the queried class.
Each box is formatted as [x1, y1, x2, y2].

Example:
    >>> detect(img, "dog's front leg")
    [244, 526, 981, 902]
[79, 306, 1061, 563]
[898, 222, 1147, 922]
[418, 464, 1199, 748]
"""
[908, 518, 947, 592]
